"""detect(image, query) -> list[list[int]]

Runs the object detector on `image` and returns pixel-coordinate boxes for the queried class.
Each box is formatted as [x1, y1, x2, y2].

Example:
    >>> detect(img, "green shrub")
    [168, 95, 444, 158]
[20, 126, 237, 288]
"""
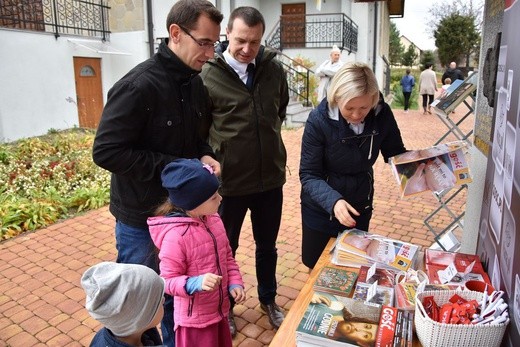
[391, 84, 419, 110]
[0, 129, 110, 240]
[390, 68, 420, 110]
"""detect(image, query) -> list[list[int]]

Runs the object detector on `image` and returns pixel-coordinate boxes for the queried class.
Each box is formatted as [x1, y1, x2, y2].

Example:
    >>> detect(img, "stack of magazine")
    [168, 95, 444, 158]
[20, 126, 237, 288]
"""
[331, 229, 419, 272]
[296, 291, 382, 347]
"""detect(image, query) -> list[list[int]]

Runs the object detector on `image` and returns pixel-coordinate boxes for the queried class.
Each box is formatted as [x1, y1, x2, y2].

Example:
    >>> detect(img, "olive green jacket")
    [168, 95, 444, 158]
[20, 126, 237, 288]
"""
[200, 44, 289, 196]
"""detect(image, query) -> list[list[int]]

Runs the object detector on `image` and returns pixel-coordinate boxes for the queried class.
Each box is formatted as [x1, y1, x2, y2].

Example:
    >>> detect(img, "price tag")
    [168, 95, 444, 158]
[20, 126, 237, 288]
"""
[367, 263, 377, 282]
[438, 262, 458, 284]
[366, 280, 378, 303]
[417, 279, 427, 293]
[462, 260, 476, 278]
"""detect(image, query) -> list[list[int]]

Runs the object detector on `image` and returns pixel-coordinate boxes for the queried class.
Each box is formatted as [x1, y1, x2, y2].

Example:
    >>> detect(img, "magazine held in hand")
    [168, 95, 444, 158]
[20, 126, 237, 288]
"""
[388, 141, 472, 197]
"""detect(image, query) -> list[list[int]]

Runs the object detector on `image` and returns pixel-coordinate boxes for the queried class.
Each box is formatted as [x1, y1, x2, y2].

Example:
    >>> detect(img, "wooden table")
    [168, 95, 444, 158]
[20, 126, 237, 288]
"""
[270, 239, 422, 346]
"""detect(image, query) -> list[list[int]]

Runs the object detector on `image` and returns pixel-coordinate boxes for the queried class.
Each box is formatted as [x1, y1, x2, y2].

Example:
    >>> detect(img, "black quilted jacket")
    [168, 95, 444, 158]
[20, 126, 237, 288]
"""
[299, 95, 406, 235]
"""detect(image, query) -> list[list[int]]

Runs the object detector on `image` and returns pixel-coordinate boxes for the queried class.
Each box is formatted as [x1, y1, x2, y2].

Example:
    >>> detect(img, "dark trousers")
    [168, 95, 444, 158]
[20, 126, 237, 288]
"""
[301, 206, 372, 269]
[422, 94, 434, 108]
[219, 187, 283, 305]
[403, 91, 412, 110]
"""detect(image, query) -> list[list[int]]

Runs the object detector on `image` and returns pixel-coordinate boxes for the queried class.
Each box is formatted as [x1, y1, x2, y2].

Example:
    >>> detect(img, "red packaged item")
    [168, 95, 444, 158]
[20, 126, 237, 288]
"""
[422, 296, 439, 321]
[439, 303, 453, 323]
[449, 293, 467, 305]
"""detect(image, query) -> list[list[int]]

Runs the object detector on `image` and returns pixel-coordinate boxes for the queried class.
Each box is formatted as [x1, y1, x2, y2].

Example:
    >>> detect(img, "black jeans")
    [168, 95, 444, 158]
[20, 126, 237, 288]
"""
[403, 91, 412, 110]
[301, 206, 372, 269]
[219, 187, 283, 305]
[422, 94, 434, 108]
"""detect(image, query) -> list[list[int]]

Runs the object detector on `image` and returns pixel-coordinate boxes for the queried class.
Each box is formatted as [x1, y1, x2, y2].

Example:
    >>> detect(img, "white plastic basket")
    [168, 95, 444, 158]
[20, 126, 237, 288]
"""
[415, 290, 507, 347]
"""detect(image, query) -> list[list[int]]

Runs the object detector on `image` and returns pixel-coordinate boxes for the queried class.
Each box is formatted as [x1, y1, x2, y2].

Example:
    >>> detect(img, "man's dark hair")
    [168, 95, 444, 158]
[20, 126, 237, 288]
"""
[227, 6, 265, 34]
[166, 0, 223, 32]
[424, 63, 433, 69]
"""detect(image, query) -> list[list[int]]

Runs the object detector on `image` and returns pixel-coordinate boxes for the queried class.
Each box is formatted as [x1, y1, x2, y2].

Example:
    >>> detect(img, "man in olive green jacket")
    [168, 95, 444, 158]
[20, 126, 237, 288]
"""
[200, 6, 289, 337]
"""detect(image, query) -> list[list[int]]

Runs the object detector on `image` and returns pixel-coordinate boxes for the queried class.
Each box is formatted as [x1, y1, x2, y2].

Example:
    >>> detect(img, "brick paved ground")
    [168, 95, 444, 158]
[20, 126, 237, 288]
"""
[0, 104, 474, 347]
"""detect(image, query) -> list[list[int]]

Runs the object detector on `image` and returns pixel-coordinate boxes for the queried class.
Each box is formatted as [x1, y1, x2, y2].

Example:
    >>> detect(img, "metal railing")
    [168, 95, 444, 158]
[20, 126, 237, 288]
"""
[0, 0, 110, 40]
[266, 13, 358, 53]
[275, 51, 314, 107]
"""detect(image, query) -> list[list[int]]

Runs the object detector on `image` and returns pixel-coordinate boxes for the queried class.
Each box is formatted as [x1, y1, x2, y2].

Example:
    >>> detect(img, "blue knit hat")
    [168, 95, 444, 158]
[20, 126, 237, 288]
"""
[161, 158, 219, 210]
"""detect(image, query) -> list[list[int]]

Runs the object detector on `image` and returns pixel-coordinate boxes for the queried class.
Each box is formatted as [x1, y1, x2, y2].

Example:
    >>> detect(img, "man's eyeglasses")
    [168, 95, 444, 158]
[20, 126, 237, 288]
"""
[178, 25, 219, 50]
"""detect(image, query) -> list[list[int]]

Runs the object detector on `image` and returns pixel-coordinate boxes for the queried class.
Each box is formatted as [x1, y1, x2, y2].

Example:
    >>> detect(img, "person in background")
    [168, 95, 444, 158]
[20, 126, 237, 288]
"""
[299, 62, 407, 270]
[441, 61, 464, 84]
[418, 63, 438, 115]
[81, 262, 165, 347]
[200, 6, 289, 336]
[315, 45, 345, 102]
[400, 68, 415, 113]
[91, 1, 223, 345]
[440, 77, 452, 98]
[148, 159, 245, 347]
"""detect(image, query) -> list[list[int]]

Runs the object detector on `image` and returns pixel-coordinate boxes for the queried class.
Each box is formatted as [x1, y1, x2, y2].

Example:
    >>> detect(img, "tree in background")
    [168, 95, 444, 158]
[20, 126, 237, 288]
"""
[420, 50, 436, 70]
[434, 13, 480, 67]
[402, 44, 419, 67]
[389, 22, 405, 66]
[428, 0, 483, 67]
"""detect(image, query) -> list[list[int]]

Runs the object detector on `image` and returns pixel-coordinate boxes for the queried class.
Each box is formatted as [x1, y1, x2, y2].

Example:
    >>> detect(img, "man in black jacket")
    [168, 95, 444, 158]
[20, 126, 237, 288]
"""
[92, 1, 222, 346]
[442, 61, 464, 84]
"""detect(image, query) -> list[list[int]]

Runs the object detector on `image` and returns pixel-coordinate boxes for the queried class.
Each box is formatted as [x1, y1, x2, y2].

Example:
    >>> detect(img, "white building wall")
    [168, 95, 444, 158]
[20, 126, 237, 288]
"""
[0, 30, 78, 141]
[0, 28, 148, 142]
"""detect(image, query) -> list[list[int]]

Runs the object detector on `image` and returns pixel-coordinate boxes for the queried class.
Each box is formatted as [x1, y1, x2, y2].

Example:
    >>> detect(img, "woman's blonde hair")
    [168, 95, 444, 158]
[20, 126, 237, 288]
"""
[327, 62, 380, 109]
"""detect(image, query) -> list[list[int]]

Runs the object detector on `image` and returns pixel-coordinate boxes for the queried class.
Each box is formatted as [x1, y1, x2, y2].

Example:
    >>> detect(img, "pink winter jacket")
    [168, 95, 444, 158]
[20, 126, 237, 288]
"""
[148, 213, 244, 330]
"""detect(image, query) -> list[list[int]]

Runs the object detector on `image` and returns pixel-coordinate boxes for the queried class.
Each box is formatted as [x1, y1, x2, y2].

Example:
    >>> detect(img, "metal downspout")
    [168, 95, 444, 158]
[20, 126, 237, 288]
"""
[372, 2, 378, 73]
[147, 0, 155, 57]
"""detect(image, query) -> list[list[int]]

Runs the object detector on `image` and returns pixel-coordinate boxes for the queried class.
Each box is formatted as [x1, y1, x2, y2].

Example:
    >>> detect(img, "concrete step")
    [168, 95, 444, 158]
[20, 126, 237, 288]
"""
[285, 100, 313, 128]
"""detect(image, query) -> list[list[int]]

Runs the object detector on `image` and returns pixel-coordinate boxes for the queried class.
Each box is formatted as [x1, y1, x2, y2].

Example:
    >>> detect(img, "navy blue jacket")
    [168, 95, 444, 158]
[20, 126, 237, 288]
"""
[90, 327, 163, 347]
[299, 96, 406, 235]
[400, 74, 415, 93]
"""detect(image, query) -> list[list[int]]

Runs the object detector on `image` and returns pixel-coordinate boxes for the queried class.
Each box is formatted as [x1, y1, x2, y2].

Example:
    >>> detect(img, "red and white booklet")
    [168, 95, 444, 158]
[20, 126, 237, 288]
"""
[425, 249, 492, 286]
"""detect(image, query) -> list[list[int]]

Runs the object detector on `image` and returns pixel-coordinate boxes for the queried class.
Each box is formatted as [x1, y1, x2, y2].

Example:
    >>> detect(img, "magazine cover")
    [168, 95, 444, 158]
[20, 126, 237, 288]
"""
[374, 305, 407, 347]
[332, 229, 419, 272]
[296, 291, 382, 347]
[313, 266, 358, 297]
[431, 80, 477, 116]
[389, 141, 472, 197]
[357, 266, 396, 288]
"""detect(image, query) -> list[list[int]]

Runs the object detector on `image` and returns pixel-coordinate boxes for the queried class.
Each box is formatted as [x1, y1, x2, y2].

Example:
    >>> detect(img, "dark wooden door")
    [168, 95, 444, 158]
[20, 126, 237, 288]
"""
[281, 3, 305, 48]
[73, 57, 103, 129]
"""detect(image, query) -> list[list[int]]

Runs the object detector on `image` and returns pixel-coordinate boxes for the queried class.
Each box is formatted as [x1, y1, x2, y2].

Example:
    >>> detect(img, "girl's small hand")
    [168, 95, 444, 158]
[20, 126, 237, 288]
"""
[230, 286, 246, 304]
[201, 273, 222, 291]
[200, 155, 221, 177]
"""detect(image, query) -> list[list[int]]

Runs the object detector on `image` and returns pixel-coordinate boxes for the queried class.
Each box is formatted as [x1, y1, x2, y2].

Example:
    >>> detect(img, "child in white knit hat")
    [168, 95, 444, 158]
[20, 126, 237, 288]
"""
[81, 262, 165, 346]
[148, 158, 245, 347]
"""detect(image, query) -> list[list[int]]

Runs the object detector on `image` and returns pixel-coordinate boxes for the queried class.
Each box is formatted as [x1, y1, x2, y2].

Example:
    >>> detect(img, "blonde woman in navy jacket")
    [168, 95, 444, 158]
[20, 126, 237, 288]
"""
[299, 63, 407, 269]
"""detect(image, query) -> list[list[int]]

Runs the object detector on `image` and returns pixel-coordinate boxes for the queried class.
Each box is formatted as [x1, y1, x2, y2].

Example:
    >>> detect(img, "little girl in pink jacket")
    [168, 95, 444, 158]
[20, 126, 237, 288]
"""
[148, 158, 245, 347]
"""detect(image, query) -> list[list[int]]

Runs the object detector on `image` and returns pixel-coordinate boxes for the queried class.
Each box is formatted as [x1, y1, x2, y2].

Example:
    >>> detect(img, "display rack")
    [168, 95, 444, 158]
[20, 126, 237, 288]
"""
[433, 96, 475, 146]
[425, 74, 477, 250]
[424, 185, 468, 251]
